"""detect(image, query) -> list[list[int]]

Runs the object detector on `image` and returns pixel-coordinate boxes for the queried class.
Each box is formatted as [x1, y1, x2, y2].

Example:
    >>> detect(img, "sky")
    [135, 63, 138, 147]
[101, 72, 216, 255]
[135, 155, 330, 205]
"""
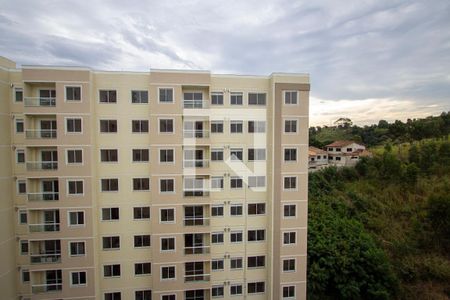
[0, 0, 449, 126]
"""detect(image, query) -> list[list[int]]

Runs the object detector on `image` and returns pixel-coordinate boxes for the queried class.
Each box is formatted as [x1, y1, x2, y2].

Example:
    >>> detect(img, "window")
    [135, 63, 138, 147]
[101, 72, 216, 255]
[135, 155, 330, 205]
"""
[248, 256, 265, 268]
[105, 292, 121, 300]
[230, 92, 243, 105]
[133, 178, 150, 191]
[284, 91, 298, 105]
[284, 148, 297, 161]
[161, 266, 176, 280]
[132, 149, 149, 162]
[248, 203, 265, 215]
[248, 229, 265, 242]
[248, 148, 266, 161]
[135, 262, 151, 275]
[66, 118, 82, 133]
[15, 88, 23, 102]
[230, 257, 243, 269]
[66, 86, 81, 101]
[230, 231, 243, 243]
[17, 180, 26, 194]
[283, 258, 296, 272]
[71, 271, 87, 286]
[19, 210, 27, 224]
[100, 120, 117, 133]
[211, 92, 223, 105]
[160, 208, 175, 223]
[230, 204, 243, 216]
[162, 295, 175, 300]
[230, 148, 243, 161]
[132, 120, 149, 133]
[211, 176, 224, 190]
[347, 147, 353, 152]
[248, 93, 266, 105]
[230, 121, 243, 133]
[211, 259, 224, 271]
[247, 282, 265, 295]
[211, 205, 224, 217]
[103, 236, 120, 250]
[284, 120, 297, 133]
[159, 119, 174, 133]
[135, 290, 152, 300]
[211, 149, 223, 161]
[134, 235, 151, 248]
[20, 240, 28, 255]
[160, 149, 174, 163]
[160, 179, 175, 193]
[159, 88, 174, 103]
[22, 269, 30, 283]
[16, 119, 24, 133]
[211, 121, 224, 133]
[100, 149, 118, 162]
[230, 177, 243, 189]
[284, 204, 296, 218]
[104, 264, 121, 277]
[336, 156, 342, 161]
[99, 90, 117, 103]
[248, 176, 266, 188]
[283, 286, 295, 298]
[212, 285, 224, 298]
[134, 207, 150, 220]
[284, 176, 297, 190]
[67, 149, 83, 164]
[131, 90, 148, 103]
[248, 121, 266, 133]
[69, 241, 86, 256]
[101, 179, 119, 192]
[69, 211, 85, 226]
[68, 180, 84, 195]
[102, 208, 120, 221]
[16, 149, 25, 163]
[161, 237, 175, 251]
[283, 232, 296, 245]
[211, 232, 224, 244]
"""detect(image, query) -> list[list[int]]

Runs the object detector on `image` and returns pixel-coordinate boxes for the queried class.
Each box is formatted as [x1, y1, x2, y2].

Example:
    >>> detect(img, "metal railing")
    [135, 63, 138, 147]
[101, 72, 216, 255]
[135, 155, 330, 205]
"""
[29, 223, 60, 232]
[183, 217, 210, 226]
[184, 245, 210, 255]
[183, 130, 209, 138]
[26, 161, 58, 171]
[183, 159, 209, 168]
[28, 192, 59, 201]
[183, 99, 208, 109]
[24, 97, 56, 107]
[30, 253, 61, 264]
[26, 129, 57, 139]
[183, 190, 210, 197]
[184, 273, 210, 282]
[32, 283, 62, 293]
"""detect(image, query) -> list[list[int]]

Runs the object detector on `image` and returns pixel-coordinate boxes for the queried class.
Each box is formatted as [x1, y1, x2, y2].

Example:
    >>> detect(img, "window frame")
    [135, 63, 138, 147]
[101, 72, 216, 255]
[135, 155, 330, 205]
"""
[66, 148, 83, 165]
[70, 270, 87, 287]
[158, 87, 174, 103]
[131, 90, 149, 104]
[65, 85, 82, 102]
[99, 89, 117, 104]
[65, 117, 83, 134]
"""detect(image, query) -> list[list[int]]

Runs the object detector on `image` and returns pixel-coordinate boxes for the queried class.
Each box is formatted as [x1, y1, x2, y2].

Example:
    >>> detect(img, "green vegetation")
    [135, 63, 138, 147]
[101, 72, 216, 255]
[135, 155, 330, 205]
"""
[309, 112, 450, 148]
[307, 138, 450, 299]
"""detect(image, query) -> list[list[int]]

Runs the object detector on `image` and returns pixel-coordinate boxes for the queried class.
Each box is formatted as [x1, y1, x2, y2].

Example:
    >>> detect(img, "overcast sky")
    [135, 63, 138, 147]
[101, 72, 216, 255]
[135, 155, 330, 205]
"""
[1, 0, 449, 125]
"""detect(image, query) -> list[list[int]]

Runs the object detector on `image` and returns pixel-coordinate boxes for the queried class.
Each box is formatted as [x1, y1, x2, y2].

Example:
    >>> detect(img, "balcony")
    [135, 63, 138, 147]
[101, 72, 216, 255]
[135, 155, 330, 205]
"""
[183, 159, 209, 168]
[26, 129, 57, 139]
[184, 273, 211, 282]
[183, 217, 210, 226]
[24, 97, 56, 107]
[30, 253, 61, 264]
[31, 269, 62, 294]
[26, 161, 58, 171]
[183, 99, 208, 109]
[28, 192, 59, 201]
[183, 130, 209, 139]
[29, 223, 60, 233]
[184, 245, 210, 255]
[32, 283, 62, 293]
[184, 190, 209, 197]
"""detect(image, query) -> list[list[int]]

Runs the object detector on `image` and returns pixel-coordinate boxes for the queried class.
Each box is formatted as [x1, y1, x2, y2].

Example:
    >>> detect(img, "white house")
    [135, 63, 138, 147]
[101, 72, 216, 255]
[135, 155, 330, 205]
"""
[325, 140, 370, 167]
[308, 146, 329, 171]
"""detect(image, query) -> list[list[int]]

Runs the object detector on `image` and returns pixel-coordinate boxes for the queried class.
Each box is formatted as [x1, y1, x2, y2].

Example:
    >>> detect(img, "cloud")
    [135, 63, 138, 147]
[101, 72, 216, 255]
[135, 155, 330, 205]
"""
[0, 0, 449, 125]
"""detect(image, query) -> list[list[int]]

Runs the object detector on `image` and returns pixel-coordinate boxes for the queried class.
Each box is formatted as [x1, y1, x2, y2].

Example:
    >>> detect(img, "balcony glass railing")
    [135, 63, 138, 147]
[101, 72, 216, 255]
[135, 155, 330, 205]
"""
[183, 99, 208, 109]
[24, 97, 56, 107]
[26, 161, 58, 171]
[26, 129, 57, 139]
[32, 283, 62, 293]
[30, 253, 61, 264]
[29, 223, 60, 233]
[183, 160, 209, 168]
[28, 192, 59, 201]
[183, 217, 209, 226]
[183, 190, 210, 197]
[183, 130, 209, 138]
[184, 245, 210, 255]
[184, 273, 210, 282]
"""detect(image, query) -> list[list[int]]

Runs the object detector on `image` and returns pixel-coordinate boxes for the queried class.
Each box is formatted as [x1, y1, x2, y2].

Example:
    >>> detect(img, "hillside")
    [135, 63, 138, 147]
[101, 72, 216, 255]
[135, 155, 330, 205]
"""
[307, 138, 450, 299]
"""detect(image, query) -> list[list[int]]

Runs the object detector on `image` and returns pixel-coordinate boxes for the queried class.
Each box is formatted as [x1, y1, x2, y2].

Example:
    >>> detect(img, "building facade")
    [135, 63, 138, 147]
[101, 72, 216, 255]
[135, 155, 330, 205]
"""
[0, 56, 309, 300]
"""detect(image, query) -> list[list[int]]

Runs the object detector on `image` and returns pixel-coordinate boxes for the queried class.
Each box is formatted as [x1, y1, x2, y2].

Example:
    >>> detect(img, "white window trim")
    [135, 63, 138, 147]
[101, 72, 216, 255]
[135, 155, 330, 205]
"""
[159, 177, 176, 194]
[132, 148, 150, 163]
[230, 230, 244, 244]
[131, 119, 149, 134]
[64, 116, 83, 134]
[67, 179, 85, 196]
[247, 92, 267, 106]
[68, 240, 87, 257]
[160, 265, 176, 281]
[100, 178, 119, 193]
[98, 89, 118, 104]
[102, 235, 121, 251]
[21, 269, 29, 283]
[132, 177, 150, 192]
[66, 148, 84, 166]
[230, 257, 244, 270]
[247, 281, 266, 294]
[229, 91, 244, 106]
[283, 90, 299, 106]
[230, 204, 243, 217]
[103, 264, 121, 278]
[13, 87, 23, 103]
[211, 232, 224, 245]
[101, 207, 120, 222]
[211, 258, 225, 271]
[19, 240, 28, 255]
[283, 204, 297, 219]
[70, 270, 87, 287]
[16, 179, 26, 195]
[210, 176, 224, 191]
[16, 149, 25, 164]
[158, 117, 176, 135]
[133, 234, 151, 249]
[158, 87, 175, 104]
[64, 84, 83, 102]
[159, 207, 176, 224]
[99, 148, 119, 164]
[133, 206, 151, 221]
[283, 175, 298, 191]
[211, 91, 224, 106]
[161, 294, 177, 300]
[211, 205, 224, 218]
[230, 283, 243, 296]
[230, 176, 244, 190]
[99, 119, 118, 134]
[18, 209, 27, 225]
[283, 146, 298, 162]
[67, 210, 86, 227]
[130, 90, 149, 104]
[230, 120, 244, 134]
[15, 118, 24, 134]
[247, 203, 266, 216]
[282, 285, 296, 299]
[282, 257, 297, 273]
[282, 231, 297, 246]
[134, 261, 152, 276]
[158, 148, 176, 165]
[283, 118, 299, 135]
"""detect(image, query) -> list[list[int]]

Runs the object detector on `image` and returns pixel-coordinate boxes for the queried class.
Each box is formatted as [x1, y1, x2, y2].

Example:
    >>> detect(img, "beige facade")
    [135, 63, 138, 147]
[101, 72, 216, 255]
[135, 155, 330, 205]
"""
[0, 56, 309, 300]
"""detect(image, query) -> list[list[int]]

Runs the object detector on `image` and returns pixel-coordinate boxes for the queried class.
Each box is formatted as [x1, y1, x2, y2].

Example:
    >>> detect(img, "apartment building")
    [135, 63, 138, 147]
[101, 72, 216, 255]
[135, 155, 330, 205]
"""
[0, 56, 310, 300]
